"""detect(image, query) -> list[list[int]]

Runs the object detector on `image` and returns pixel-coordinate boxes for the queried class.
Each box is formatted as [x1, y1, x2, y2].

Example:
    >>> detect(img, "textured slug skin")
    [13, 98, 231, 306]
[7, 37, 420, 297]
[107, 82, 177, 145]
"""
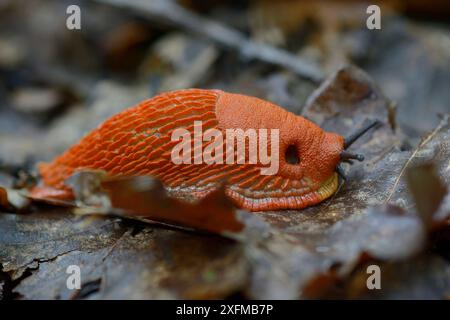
[32, 89, 344, 211]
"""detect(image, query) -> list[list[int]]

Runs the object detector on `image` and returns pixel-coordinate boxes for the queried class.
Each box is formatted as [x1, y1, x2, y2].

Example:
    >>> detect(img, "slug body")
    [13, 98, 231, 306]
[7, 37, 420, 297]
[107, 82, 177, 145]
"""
[32, 89, 344, 211]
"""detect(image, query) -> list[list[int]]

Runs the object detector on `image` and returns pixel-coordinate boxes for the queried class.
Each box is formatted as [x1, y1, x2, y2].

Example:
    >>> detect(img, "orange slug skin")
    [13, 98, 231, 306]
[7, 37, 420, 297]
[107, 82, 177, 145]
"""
[32, 89, 344, 211]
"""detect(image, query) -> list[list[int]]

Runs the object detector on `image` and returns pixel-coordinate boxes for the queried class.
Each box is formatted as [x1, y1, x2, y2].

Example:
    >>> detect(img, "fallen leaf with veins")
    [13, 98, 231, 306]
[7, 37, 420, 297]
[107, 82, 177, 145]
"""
[386, 115, 450, 205]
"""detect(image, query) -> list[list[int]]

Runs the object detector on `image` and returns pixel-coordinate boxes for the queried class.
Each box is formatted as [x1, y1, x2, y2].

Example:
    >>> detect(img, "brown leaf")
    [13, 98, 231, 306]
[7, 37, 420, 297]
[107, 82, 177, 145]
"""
[407, 163, 447, 226]
[68, 172, 244, 235]
[303, 65, 399, 160]
[247, 203, 426, 299]
[385, 114, 449, 205]
[0, 186, 30, 211]
[0, 211, 247, 299]
[102, 176, 245, 234]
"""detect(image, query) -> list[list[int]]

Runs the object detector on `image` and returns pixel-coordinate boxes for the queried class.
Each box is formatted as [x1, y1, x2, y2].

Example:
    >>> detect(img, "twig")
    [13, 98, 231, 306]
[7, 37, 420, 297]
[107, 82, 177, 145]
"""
[95, 0, 324, 83]
[385, 114, 449, 203]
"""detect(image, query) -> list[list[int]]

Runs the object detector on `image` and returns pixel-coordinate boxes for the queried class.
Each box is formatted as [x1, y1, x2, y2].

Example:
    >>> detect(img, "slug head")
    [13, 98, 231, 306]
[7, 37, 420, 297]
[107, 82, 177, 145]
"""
[215, 92, 343, 210]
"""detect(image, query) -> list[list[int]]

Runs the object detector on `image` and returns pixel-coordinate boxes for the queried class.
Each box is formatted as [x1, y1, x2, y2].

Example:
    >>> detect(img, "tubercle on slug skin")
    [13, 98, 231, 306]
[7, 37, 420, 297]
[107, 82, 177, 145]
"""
[30, 89, 344, 211]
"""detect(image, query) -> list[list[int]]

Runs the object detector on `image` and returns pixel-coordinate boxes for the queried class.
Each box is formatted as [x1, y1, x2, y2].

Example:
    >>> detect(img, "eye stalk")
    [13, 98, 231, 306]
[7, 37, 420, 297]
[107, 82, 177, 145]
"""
[344, 119, 381, 149]
[336, 119, 382, 181]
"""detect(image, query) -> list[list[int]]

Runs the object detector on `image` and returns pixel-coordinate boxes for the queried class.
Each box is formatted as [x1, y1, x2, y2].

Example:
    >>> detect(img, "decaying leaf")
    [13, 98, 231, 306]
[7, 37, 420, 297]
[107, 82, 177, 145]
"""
[245, 204, 427, 299]
[67, 171, 244, 235]
[0, 186, 30, 211]
[385, 115, 449, 207]
[0, 211, 248, 299]
[407, 163, 447, 226]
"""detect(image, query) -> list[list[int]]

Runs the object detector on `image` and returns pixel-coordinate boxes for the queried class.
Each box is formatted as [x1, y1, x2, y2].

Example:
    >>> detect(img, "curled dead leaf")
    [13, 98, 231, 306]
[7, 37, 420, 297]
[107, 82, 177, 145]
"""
[67, 171, 244, 235]
[0, 186, 30, 211]
[407, 163, 447, 227]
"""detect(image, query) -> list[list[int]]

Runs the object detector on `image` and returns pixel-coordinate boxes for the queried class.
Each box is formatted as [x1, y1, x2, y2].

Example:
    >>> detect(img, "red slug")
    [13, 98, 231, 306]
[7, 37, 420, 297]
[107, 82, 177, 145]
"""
[31, 89, 377, 211]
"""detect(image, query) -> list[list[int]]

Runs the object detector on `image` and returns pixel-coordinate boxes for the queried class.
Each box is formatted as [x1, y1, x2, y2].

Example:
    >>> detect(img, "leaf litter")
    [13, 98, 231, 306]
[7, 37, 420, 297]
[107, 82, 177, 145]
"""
[0, 0, 449, 299]
[1, 65, 448, 299]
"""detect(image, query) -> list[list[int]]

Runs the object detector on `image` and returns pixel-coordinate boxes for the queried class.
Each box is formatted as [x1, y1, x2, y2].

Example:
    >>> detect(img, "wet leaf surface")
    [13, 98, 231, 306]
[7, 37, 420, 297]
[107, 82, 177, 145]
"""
[0, 210, 248, 299]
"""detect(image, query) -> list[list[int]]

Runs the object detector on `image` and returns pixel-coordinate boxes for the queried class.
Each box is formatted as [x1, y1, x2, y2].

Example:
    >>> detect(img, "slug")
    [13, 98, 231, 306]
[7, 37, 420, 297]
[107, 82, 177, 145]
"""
[31, 89, 378, 211]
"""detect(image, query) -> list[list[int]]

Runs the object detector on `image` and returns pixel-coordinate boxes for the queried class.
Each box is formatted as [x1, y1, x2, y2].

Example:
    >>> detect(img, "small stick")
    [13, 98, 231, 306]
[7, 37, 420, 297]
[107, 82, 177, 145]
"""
[96, 0, 324, 83]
